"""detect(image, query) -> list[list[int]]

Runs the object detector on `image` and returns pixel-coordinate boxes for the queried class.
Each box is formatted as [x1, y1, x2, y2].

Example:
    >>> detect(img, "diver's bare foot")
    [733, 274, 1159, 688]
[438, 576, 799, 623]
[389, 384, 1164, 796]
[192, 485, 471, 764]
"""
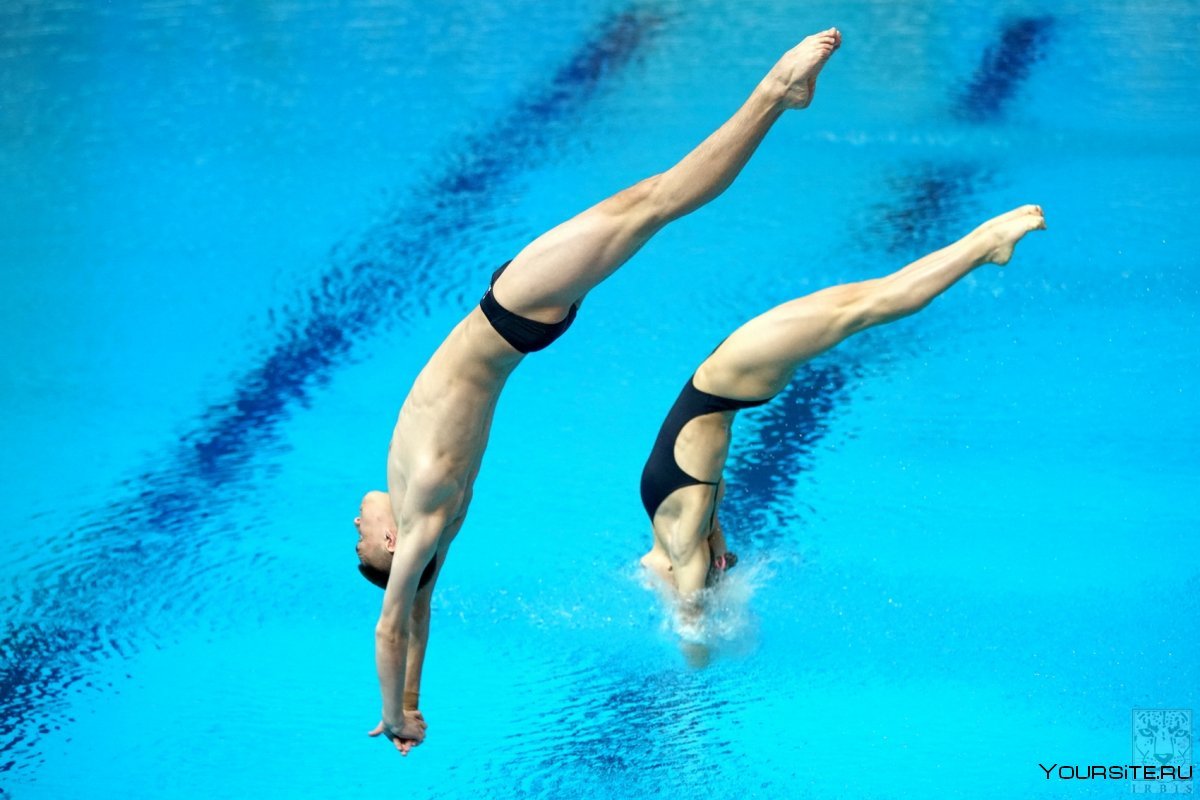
[975, 204, 1047, 265]
[766, 28, 841, 110]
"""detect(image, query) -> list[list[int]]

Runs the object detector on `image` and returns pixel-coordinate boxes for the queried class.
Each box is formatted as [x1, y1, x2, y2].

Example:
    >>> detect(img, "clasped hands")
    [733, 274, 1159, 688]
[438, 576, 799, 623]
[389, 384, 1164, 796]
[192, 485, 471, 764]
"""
[368, 709, 427, 756]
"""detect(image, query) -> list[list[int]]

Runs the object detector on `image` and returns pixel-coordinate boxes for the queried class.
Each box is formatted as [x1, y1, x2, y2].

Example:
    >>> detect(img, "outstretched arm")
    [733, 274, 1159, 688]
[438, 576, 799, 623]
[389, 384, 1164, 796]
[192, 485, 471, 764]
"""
[399, 532, 456, 716]
[492, 29, 843, 318]
[673, 544, 711, 628]
[368, 511, 446, 755]
[659, 487, 721, 630]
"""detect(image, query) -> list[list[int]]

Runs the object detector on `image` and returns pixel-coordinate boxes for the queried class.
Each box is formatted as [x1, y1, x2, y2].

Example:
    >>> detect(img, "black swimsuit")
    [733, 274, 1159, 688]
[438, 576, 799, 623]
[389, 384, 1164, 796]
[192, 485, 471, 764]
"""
[479, 262, 578, 352]
[640, 376, 772, 521]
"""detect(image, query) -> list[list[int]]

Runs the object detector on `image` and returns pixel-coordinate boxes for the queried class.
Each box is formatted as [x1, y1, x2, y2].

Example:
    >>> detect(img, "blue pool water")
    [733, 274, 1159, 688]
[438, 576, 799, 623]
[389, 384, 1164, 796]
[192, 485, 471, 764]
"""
[2, 1, 1197, 798]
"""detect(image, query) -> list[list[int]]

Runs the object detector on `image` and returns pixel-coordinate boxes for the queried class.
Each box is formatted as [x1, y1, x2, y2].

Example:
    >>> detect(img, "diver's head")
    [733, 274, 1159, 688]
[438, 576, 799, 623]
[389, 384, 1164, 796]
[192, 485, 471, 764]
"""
[355, 490, 395, 589]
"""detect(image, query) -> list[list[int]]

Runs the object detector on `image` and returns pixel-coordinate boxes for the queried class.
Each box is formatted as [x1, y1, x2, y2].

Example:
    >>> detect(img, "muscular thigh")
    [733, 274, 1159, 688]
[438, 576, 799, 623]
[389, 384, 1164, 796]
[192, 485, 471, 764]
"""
[491, 180, 660, 318]
[699, 284, 868, 398]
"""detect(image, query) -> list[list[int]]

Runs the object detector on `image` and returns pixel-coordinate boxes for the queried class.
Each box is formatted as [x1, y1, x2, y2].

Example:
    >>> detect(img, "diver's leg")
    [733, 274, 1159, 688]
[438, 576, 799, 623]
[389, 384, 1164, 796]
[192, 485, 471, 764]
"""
[492, 29, 842, 321]
[697, 205, 1047, 399]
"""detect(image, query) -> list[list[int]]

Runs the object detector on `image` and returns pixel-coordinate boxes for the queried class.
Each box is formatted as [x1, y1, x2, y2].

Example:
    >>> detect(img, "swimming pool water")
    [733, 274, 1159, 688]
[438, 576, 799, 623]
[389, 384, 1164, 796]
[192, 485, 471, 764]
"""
[2, 1, 1197, 798]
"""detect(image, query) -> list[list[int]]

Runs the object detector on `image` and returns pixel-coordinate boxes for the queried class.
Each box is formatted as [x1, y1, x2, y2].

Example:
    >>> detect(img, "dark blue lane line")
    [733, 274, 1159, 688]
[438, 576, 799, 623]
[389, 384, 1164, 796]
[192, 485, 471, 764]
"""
[719, 16, 1055, 555]
[483, 668, 730, 793]
[953, 15, 1056, 124]
[871, 161, 992, 255]
[0, 5, 667, 772]
[722, 360, 859, 551]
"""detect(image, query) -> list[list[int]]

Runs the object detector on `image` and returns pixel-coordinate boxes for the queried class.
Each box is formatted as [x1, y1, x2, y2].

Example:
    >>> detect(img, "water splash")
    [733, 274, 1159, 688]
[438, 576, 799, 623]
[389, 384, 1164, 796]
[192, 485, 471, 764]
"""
[635, 555, 773, 659]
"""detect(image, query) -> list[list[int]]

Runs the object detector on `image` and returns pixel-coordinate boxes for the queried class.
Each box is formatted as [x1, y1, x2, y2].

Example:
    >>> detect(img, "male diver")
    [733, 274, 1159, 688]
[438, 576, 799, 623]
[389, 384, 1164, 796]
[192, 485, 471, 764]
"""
[353, 29, 843, 754]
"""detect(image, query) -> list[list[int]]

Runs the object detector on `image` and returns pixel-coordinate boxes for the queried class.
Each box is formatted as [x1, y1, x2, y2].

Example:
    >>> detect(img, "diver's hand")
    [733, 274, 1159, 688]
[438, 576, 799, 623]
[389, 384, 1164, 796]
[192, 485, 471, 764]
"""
[368, 710, 427, 756]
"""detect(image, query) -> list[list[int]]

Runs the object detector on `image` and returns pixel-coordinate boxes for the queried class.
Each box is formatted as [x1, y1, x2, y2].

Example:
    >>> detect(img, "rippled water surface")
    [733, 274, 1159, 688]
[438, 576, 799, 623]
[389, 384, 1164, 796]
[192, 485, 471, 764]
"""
[2, 1, 1197, 798]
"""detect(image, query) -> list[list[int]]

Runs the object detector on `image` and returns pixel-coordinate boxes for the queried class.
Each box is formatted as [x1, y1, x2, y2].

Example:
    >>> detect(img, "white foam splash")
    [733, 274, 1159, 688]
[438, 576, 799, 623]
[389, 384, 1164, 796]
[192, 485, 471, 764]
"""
[636, 556, 775, 658]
